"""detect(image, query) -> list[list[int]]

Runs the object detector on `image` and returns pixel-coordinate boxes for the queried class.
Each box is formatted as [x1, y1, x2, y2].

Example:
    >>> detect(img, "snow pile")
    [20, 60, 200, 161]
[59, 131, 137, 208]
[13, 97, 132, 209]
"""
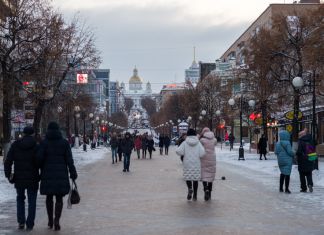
[72, 146, 109, 167]
[0, 146, 109, 204]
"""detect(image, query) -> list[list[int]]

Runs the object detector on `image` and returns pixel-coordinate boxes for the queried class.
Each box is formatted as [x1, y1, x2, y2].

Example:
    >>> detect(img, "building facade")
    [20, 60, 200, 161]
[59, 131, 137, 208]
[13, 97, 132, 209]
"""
[219, 2, 324, 148]
[185, 60, 199, 86]
[121, 67, 152, 108]
[160, 83, 188, 105]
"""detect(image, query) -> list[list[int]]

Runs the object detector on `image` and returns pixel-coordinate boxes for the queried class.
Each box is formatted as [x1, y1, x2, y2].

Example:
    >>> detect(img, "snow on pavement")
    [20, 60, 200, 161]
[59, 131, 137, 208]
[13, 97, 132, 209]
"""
[217, 144, 324, 209]
[0, 146, 109, 204]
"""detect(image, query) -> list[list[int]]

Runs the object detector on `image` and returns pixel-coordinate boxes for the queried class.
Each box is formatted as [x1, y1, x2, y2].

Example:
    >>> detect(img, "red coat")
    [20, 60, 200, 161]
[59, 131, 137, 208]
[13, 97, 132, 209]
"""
[134, 137, 142, 150]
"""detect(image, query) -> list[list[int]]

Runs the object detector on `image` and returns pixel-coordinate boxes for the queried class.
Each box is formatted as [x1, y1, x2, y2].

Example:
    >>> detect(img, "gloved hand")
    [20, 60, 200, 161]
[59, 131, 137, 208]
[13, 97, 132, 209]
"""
[70, 172, 78, 181]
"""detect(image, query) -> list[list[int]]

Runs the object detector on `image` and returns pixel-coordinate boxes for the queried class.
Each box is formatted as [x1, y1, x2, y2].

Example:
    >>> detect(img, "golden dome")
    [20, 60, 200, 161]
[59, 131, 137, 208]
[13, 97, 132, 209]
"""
[129, 67, 142, 83]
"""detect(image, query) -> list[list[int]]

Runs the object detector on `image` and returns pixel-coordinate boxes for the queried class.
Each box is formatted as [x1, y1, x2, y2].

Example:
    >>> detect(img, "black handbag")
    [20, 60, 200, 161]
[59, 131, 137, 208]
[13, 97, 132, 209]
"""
[67, 180, 80, 208]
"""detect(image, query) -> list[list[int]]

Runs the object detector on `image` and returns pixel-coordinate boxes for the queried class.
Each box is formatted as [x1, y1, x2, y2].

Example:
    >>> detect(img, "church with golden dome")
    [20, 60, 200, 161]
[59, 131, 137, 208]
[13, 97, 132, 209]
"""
[120, 67, 152, 108]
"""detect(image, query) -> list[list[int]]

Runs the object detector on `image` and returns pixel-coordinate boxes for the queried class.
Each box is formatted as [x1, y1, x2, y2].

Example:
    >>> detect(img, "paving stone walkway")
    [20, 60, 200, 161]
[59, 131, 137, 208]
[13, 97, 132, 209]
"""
[1, 147, 324, 235]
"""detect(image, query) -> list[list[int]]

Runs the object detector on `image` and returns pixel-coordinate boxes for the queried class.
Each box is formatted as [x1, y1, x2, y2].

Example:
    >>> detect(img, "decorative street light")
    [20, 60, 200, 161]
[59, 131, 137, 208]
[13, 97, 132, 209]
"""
[292, 76, 304, 145]
[215, 110, 221, 116]
[74, 106, 81, 148]
[229, 97, 255, 160]
[201, 110, 207, 116]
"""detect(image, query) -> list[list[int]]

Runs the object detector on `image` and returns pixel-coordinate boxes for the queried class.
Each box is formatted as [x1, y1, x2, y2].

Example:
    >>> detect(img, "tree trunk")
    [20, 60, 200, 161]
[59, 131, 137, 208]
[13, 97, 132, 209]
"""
[209, 118, 213, 131]
[2, 66, 12, 161]
[261, 101, 268, 138]
[33, 100, 45, 135]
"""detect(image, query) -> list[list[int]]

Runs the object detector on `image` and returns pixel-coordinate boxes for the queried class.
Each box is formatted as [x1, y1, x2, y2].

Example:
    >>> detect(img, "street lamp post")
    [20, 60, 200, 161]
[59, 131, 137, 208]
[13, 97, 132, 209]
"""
[228, 97, 255, 160]
[96, 116, 100, 147]
[74, 105, 80, 148]
[81, 112, 87, 152]
[292, 76, 303, 146]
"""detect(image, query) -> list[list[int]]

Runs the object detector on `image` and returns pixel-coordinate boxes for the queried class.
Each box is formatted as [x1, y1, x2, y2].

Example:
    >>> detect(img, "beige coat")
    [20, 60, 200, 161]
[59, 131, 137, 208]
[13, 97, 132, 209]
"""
[200, 128, 216, 182]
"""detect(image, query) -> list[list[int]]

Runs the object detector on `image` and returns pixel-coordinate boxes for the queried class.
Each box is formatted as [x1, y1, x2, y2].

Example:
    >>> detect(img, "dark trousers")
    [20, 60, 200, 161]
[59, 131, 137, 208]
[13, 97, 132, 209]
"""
[46, 195, 63, 227]
[123, 153, 131, 171]
[299, 171, 313, 191]
[118, 152, 123, 161]
[159, 147, 163, 155]
[186, 181, 198, 197]
[136, 149, 140, 159]
[279, 174, 290, 191]
[260, 152, 267, 160]
[230, 142, 233, 151]
[165, 146, 169, 155]
[16, 188, 38, 228]
[142, 148, 147, 158]
[148, 149, 152, 159]
[202, 181, 213, 192]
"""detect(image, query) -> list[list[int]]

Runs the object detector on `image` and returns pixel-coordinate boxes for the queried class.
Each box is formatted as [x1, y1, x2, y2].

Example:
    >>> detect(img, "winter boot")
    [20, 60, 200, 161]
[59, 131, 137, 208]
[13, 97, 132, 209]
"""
[193, 181, 198, 201]
[208, 183, 213, 200]
[187, 189, 193, 200]
[46, 198, 54, 229]
[54, 202, 63, 231]
[203, 184, 209, 201]
[285, 175, 291, 194]
[279, 174, 284, 192]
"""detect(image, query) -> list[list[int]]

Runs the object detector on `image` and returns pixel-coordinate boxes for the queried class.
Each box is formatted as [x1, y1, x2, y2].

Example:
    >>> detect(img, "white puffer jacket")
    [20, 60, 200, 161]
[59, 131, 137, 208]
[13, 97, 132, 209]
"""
[176, 136, 206, 181]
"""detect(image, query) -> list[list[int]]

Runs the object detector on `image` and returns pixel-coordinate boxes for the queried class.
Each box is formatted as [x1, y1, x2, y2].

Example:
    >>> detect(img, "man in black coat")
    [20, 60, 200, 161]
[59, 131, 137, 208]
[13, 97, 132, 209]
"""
[37, 122, 77, 230]
[121, 132, 134, 172]
[258, 134, 268, 160]
[164, 135, 171, 155]
[4, 126, 39, 230]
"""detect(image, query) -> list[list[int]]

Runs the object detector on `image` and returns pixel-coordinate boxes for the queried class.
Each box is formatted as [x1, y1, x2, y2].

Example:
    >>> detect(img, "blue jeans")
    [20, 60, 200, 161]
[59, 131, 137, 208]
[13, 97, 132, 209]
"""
[123, 153, 131, 171]
[111, 147, 118, 162]
[16, 188, 38, 228]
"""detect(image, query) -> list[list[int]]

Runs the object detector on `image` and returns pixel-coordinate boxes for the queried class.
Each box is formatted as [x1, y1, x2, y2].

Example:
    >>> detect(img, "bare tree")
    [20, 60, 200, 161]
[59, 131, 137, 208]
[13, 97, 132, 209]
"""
[124, 97, 134, 114]
[141, 97, 156, 117]
[0, 0, 51, 156]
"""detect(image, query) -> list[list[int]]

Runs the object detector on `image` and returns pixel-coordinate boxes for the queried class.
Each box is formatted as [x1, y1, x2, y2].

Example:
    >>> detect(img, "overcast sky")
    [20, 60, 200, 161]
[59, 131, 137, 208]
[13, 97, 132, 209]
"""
[53, 0, 287, 92]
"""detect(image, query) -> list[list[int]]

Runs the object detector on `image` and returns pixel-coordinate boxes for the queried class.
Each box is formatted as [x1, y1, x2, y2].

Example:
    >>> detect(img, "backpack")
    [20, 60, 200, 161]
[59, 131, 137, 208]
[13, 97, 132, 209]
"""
[305, 142, 317, 161]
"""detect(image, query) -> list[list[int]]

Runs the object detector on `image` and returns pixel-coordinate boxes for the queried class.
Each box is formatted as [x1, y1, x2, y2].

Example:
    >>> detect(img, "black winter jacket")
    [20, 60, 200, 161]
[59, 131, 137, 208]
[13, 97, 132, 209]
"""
[37, 130, 77, 196]
[164, 136, 171, 147]
[121, 138, 134, 155]
[258, 137, 267, 154]
[296, 134, 315, 173]
[147, 139, 154, 151]
[4, 136, 39, 189]
[110, 137, 118, 148]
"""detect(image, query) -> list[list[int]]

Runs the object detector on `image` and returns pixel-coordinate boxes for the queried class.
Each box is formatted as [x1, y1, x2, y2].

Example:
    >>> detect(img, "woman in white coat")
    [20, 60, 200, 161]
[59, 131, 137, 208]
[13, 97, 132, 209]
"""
[199, 127, 216, 201]
[176, 129, 206, 201]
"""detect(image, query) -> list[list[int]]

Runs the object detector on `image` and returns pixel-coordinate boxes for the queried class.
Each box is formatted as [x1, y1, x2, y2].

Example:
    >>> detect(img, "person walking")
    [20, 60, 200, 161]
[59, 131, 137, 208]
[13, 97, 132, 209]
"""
[164, 135, 171, 155]
[147, 135, 155, 159]
[121, 132, 134, 172]
[199, 127, 216, 201]
[4, 127, 39, 230]
[229, 133, 235, 151]
[159, 135, 164, 155]
[176, 129, 205, 201]
[117, 134, 123, 162]
[141, 134, 148, 159]
[296, 129, 315, 193]
[109, 132, 119, 164]
[258, 134, 268, 160]
[134, 135, 142, 159]
[37, 122, 78, 231]
[275, 130, 294, 194]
